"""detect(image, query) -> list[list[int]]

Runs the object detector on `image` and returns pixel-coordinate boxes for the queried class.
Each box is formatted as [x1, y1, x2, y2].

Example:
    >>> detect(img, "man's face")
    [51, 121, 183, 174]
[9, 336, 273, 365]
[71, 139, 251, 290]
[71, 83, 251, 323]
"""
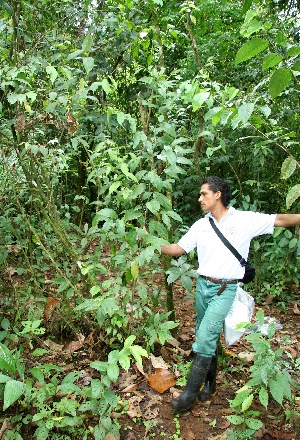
[198, 183, 221, 212]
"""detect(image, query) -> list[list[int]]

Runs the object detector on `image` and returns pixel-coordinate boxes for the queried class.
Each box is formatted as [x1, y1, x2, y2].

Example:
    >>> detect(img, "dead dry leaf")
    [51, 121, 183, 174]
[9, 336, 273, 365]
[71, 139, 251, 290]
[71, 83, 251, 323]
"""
[149, 354, 170, 370]
[284, 346, 298, 359]
[237, 351, 254, 362]
[43, 339, 63, 352]
[5, 245, 21, 255]
[183, 428, 196, 440]
[45, 296, 60, 322]
[293, 302, 300, 315]
[218, 419, 231, 430]
[135, 362, 147, 377]
[148, 368, 176, 393]
[65, 340, 84, 355]
[122, 432, 137, 440]
[104, 433, 120, 440]
[5, 266, 17, 277]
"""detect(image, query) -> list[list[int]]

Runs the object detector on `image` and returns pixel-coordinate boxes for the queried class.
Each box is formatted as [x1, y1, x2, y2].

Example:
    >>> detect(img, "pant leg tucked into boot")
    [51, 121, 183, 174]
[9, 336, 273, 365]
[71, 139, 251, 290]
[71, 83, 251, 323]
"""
[198, 355, 217, 401]
[171, 354, 212, 413]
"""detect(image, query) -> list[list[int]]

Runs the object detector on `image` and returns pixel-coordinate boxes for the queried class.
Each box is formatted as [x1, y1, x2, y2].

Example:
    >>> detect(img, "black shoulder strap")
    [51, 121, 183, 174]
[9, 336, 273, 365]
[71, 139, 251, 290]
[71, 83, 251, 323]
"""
[208, 217, 247, 267]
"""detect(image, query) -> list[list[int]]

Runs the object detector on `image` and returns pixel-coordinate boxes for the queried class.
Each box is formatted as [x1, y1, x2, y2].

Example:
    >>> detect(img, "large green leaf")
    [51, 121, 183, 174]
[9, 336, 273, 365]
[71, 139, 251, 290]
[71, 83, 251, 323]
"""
[262, 53, 282, 71]
[269, 378, 284, 405]
[286, 46, 300, 57]
[3, 380, 25, 410]
[235, 38, 268, 64]
[286, 184, 300, 208]
[83, 57, 94, 74]
[238, 102, 254, 124]
[0, 343, 16, 373]
[280, 157, 297, 180]
[269, 67, 293, 99]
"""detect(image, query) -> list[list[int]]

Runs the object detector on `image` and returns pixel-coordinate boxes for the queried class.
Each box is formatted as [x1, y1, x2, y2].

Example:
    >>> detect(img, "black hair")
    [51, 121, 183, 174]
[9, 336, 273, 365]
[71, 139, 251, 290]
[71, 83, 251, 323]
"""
[202, 176, 232, 207]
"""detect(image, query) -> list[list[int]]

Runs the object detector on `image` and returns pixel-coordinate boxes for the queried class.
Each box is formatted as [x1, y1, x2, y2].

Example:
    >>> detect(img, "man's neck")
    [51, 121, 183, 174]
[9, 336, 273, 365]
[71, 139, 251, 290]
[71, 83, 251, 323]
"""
[211, 206, 229, 223]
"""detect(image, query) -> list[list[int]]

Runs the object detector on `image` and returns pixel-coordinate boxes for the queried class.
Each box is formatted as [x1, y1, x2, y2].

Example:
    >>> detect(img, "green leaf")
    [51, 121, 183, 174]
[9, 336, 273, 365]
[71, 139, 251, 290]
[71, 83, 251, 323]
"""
[235, 38, 268, 64]
[136, 246, 157, 264]
[262, 53, 282, 71]
[118, 353, 131, 371]
[34, 426, 49, 440]
[0, 373, 11, 383]
[131, 261, 139, 280]
[82, 34, 93, 52]
[180, 275, 193, 291]
[91, 379, 103, 399]
[46, 66, 58, 84]
[154, 193, 172, 210]
[83, 57, 94, 74]
[269, 378, 283, 405]
[269, 67, 293, 99]
[3, 380, 25, 410]
[238, 102, 254, 124]
[192, 91, 210, 111]
[90, 361, 107, 373]
[107, 363, 119, 383]
[145, 170, 164, 190]
[226, 415, 244, 425]
[241, 393, 254, 412]
[286, 46, 300, 57]
[245, 418, 263, 430]
[146, 200, 160, 216]
[292, 60, 300, 71]
[67, 49, 83, 61]
[123, 335, 136, 349]
[259, 386, 269, 408]
[130, 345, 148, 365]
[280, 157, 297, 180]
[289, 238, 298, 250]
[0, 343, 16, 373]
[101, 78, 112, 94]
[286, 184, 300, 209]
[92, 208, 118, 226]
[241, 17, 264, 37]
[109, 181, 121, 194]
[120, 162, 138, 182]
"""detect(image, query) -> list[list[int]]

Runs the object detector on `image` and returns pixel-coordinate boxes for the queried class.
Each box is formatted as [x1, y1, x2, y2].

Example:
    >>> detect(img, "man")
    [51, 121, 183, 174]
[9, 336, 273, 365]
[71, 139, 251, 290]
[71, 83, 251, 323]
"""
[161, 176, 300, 413]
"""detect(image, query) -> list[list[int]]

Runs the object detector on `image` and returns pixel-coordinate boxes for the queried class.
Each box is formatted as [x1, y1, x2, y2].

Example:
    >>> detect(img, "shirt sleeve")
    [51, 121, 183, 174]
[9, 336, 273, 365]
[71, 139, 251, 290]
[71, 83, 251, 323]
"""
[177, 221, 200, 253]
[247, 212, 276, 237]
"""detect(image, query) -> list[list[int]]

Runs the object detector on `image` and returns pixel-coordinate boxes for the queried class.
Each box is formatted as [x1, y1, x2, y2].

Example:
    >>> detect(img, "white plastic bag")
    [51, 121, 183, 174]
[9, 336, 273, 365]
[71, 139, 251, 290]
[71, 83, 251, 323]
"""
[224, 285, 254, 347]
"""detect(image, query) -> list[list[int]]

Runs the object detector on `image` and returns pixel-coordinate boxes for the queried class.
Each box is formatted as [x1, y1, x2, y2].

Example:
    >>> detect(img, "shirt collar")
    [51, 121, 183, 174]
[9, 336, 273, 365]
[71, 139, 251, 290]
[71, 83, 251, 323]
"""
[206, 206, 236, 220]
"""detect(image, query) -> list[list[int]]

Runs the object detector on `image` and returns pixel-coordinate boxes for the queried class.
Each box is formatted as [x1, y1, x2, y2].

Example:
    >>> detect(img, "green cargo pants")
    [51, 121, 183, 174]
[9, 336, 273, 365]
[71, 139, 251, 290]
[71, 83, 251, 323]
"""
[192, 276, 238, 356]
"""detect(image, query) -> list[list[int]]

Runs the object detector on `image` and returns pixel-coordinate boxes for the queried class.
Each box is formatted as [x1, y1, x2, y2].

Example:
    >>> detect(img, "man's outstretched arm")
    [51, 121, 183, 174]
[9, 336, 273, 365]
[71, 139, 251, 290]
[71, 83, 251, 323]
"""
[161, 244, 186, 257]
[275, 214, 300, 228]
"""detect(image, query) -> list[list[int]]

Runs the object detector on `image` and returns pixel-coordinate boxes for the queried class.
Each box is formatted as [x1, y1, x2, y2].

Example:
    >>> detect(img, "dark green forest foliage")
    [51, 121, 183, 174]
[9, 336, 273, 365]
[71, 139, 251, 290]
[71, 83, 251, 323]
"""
[0, 0, 299, 438]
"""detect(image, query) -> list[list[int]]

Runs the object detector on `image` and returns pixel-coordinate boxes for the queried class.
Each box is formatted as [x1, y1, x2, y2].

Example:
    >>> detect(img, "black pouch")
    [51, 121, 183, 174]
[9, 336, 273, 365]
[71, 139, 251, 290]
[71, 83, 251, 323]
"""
[240, 262, 256, 284]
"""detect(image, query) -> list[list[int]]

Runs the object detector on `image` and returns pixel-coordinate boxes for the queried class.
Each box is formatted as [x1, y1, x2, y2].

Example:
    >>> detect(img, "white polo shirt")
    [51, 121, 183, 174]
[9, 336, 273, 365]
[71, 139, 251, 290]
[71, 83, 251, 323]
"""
[177, 207, 276, 280]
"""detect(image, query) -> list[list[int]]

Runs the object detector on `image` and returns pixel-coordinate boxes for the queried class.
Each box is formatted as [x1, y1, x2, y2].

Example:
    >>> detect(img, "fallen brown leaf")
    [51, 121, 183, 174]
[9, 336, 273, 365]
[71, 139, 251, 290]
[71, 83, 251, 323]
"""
[293, 302, 300, 315]
[148, 368, 176, 393]
[183, 428, 196, 440]
[45, 296, 60, 322]
[64, 340, 84, 355]
[218, 419, 231, 430]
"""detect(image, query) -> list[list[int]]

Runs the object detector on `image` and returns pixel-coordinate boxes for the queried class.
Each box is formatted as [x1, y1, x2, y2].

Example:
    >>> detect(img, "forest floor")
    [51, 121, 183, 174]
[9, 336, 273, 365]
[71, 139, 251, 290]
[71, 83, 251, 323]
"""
[114, 283, 300, 440]
[1, 274, 299, 440]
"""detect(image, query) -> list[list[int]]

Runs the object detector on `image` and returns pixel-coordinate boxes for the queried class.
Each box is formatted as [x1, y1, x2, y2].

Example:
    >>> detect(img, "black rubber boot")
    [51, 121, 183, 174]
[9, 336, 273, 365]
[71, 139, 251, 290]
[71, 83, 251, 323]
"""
[171, 354, 212, 413]
[198, 355, 217, 401]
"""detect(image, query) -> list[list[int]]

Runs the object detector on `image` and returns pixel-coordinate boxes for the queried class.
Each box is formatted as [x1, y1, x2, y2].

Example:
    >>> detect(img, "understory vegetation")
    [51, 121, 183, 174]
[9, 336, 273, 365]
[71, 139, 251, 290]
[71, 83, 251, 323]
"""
[0, 0, 300, 438]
